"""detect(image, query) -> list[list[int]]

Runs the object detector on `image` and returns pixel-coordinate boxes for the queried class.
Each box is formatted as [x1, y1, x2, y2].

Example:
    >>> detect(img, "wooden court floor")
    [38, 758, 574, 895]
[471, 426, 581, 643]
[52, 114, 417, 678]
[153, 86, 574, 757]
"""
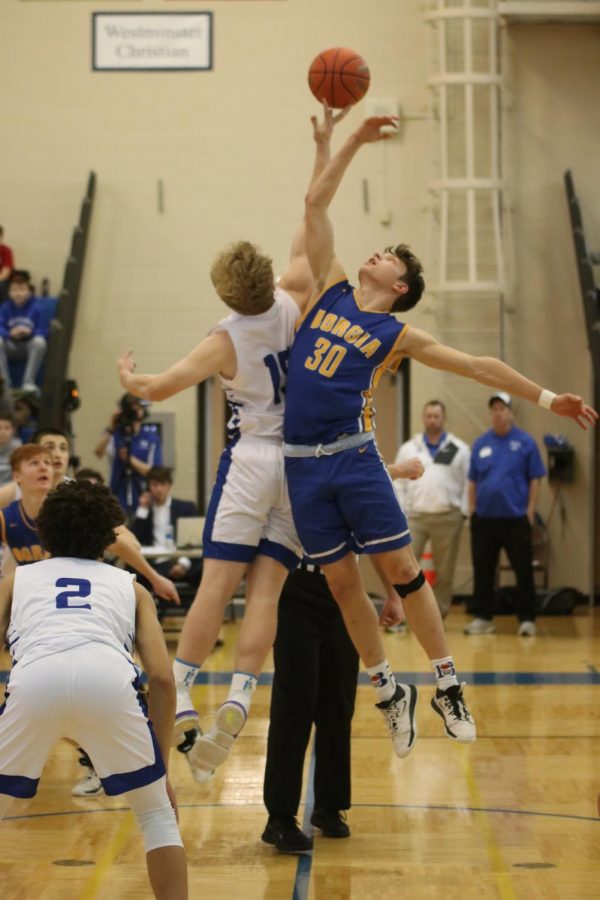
[0, 606, 599, 900]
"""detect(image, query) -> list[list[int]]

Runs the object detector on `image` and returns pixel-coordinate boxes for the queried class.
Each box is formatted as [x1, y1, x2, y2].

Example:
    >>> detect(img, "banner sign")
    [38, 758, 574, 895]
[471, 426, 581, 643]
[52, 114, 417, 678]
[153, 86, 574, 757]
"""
[92, 12, 213, 72]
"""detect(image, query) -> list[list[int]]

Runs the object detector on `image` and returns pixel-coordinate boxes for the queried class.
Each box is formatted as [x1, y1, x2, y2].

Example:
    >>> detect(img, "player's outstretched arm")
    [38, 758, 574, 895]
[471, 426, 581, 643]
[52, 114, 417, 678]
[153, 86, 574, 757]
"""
[280, 102, 350, 310]
[118, 330, 236, 403]
[134, 583, 177, 778]
[304, 114, 397, 292]
[403, 327, 598, 429]
[109, 534, 181, 605]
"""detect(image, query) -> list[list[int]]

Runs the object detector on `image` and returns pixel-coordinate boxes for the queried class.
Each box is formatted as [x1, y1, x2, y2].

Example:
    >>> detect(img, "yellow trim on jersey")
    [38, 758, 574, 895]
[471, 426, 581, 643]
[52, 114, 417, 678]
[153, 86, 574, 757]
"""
[0, 510, 6, 548]
[358, 325, 409, 432]
[360, 389, 375, 432]
[18, 502, 38, 534]
[295, 278, 348, 332]
[380, 323, 409, 374]
[352, 289, 397, 316]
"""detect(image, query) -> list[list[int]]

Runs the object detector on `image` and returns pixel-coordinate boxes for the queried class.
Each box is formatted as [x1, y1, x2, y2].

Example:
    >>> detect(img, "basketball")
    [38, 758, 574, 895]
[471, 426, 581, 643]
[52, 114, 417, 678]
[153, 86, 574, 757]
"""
[308, 47, 370, 109]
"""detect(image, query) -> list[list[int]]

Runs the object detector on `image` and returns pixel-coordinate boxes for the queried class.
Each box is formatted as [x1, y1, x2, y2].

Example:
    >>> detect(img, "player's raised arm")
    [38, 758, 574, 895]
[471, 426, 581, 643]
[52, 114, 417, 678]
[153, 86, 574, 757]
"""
[118, 330, 236, 403]
[279, 103, 350, 310]
[304, 115, 397, 291]
[403, 326, 598, 430]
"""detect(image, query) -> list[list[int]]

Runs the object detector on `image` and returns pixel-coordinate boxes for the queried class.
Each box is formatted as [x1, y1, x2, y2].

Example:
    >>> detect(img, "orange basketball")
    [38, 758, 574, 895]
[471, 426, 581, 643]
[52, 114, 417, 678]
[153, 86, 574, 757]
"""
[308, 47, 370, 109]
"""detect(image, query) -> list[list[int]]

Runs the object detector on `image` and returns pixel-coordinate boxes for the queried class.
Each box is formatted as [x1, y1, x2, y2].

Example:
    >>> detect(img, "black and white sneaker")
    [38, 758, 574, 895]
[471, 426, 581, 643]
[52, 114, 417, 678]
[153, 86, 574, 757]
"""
[431, 682, 476, 743]
[175, 725, 215, 784]
[376, 683, 418, 758]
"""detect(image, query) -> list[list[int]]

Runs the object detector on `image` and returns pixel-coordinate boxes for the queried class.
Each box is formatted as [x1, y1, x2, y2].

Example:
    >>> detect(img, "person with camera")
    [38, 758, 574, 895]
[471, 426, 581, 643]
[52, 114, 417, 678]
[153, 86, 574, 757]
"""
[95, 393, 163, 518]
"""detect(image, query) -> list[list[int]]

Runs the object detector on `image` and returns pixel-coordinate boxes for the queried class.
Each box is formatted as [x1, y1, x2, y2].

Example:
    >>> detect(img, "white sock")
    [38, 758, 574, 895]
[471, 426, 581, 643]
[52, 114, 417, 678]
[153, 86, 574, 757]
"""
[431, 656, 459, 690]
[173, 658, 199, 691]
[227, 671, 258, 714]
[366, 660, 397, 704]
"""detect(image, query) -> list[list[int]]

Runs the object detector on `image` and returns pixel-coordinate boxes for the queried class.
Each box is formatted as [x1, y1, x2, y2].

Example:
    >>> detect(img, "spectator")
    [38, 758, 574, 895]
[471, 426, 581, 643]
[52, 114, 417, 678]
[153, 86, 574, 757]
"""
[131, 465, 202, 593]
[0, 416, 21, 486]
[0, 226, 14, 303]
[465, 392, 546, 637]
[95, 393, 163, 517]
[392, 400, 470, 618]
[75, 467, 105, 485]
[0, 271, 48, 393]
[13, 391, 39, 443]
[262, 561, 358, 853]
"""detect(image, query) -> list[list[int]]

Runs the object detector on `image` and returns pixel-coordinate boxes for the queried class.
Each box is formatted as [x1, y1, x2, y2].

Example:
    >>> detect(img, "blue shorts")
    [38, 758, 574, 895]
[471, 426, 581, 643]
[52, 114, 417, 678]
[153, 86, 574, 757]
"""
[284, 441, 412, 564]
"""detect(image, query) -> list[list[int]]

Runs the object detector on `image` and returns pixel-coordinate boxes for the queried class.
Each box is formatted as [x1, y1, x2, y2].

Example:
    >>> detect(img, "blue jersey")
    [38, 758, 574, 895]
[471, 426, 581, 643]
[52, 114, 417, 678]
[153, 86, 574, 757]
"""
[469, 426, 546, 518]
[110, 423, 163, 513]
[284, 280, 407, 444]
[0, 500, 50, 565]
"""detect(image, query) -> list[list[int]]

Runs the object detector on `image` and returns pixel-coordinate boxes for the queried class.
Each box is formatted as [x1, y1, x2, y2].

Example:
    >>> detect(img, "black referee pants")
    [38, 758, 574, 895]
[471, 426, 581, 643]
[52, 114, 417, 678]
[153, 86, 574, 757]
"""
[470, 514, 537, 622]
[263, 569, 359, 818]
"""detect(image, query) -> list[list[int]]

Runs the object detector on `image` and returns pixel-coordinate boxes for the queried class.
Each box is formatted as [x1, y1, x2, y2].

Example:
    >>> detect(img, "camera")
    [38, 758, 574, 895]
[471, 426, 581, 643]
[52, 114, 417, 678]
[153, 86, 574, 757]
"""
[115, 393, 145, 436]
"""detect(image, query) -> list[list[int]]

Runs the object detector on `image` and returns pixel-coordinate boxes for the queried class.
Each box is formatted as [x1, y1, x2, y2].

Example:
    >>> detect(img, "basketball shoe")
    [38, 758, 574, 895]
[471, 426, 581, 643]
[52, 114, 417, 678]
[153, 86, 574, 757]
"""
[172, 683, 200, 746]
[431, 682, 476, 742]
[175, 725, 214, 784]
[188, 699, 247, 772]
[376, 683, 418, 758]
[72, 771, 104, 796]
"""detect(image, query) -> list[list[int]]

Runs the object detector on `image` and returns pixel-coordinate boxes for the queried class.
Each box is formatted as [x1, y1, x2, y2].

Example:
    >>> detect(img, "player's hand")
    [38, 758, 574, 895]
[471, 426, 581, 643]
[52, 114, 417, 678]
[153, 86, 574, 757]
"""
[166, 778, 179, 822]
[379, 594, 405, 628]
[118, 350, 136, 385]
[400, 458, 425, 481]
[354, 116, 398, 144]
[311, 100, 351, 146]
[151, 573, 181, 605]
[138, 491, 152, 509]
[551, 393, 598, 430]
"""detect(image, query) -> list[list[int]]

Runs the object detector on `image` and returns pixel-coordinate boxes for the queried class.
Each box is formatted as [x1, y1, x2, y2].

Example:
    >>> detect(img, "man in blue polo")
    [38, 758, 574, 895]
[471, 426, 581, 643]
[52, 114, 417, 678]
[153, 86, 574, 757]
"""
[465, 391, 546, 636]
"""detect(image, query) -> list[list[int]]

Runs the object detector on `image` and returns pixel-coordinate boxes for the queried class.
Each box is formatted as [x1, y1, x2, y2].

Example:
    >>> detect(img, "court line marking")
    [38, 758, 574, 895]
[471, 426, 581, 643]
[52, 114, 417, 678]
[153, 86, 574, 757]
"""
[461, 747, 517, 900]
[77, 809, 135, 900]
[4, 801, 599, 825]
[2, 670, 600, 685]
[293, 741, 315, 900]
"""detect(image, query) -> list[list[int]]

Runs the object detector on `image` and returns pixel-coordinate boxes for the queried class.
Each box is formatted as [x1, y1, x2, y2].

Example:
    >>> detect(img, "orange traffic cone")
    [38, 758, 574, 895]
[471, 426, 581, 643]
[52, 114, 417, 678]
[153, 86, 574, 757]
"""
[420, 542, 437, 587]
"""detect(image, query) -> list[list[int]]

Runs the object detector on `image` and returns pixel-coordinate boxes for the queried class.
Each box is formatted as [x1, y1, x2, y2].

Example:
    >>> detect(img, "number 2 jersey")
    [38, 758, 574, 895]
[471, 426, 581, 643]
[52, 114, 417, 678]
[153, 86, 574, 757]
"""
[7, 558, 136, 668]
[284, 280, 408, 444]
[212, 287, 300, 443]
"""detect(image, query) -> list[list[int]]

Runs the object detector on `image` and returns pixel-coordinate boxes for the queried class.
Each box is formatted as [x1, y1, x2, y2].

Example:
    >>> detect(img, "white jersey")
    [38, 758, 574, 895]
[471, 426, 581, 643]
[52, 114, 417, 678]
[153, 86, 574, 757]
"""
[212, 287, 300, 442]
[7, 557, 136, 667]
[394, 431, 471, 516]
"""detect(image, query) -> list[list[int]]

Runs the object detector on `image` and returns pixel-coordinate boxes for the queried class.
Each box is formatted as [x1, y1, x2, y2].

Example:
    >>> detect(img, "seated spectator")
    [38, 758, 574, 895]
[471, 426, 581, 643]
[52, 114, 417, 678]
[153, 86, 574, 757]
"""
[0, 416, 21, 485]
[13, 391, 39, 443]
[131, 465, 202, 593]
[0, 271, 48, 393]
[95, 393, 163, 518]
[0, 226, 15, 303]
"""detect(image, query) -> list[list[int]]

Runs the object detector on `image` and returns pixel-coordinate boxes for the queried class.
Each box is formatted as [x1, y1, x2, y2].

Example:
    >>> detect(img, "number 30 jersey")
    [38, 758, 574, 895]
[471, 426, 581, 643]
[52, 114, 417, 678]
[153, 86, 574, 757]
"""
[212, 288, 300, 443]
[7, 558, 136, 667]
[284, 280, 408, 445]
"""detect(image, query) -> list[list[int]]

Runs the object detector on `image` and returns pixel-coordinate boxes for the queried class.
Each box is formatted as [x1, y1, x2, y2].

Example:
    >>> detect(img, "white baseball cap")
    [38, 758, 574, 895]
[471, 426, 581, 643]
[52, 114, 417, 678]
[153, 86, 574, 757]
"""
[488, 391, 512, 408]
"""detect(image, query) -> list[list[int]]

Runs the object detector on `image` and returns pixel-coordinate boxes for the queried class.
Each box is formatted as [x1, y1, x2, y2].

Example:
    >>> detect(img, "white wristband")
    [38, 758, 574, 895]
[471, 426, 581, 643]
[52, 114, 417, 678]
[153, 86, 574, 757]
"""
[538, 389, 556, 410]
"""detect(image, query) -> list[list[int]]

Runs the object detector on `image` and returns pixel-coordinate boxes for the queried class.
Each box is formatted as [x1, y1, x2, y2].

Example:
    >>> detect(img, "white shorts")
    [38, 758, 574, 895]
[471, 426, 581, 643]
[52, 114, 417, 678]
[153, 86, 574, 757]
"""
[0, 644, 164, 798]
[203, 439, 302, 570]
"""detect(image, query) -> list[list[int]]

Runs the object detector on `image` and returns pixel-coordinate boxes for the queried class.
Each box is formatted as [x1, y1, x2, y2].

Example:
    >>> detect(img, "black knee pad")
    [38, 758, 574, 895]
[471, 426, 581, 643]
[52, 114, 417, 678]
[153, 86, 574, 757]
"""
[393, 570, 426, 598]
